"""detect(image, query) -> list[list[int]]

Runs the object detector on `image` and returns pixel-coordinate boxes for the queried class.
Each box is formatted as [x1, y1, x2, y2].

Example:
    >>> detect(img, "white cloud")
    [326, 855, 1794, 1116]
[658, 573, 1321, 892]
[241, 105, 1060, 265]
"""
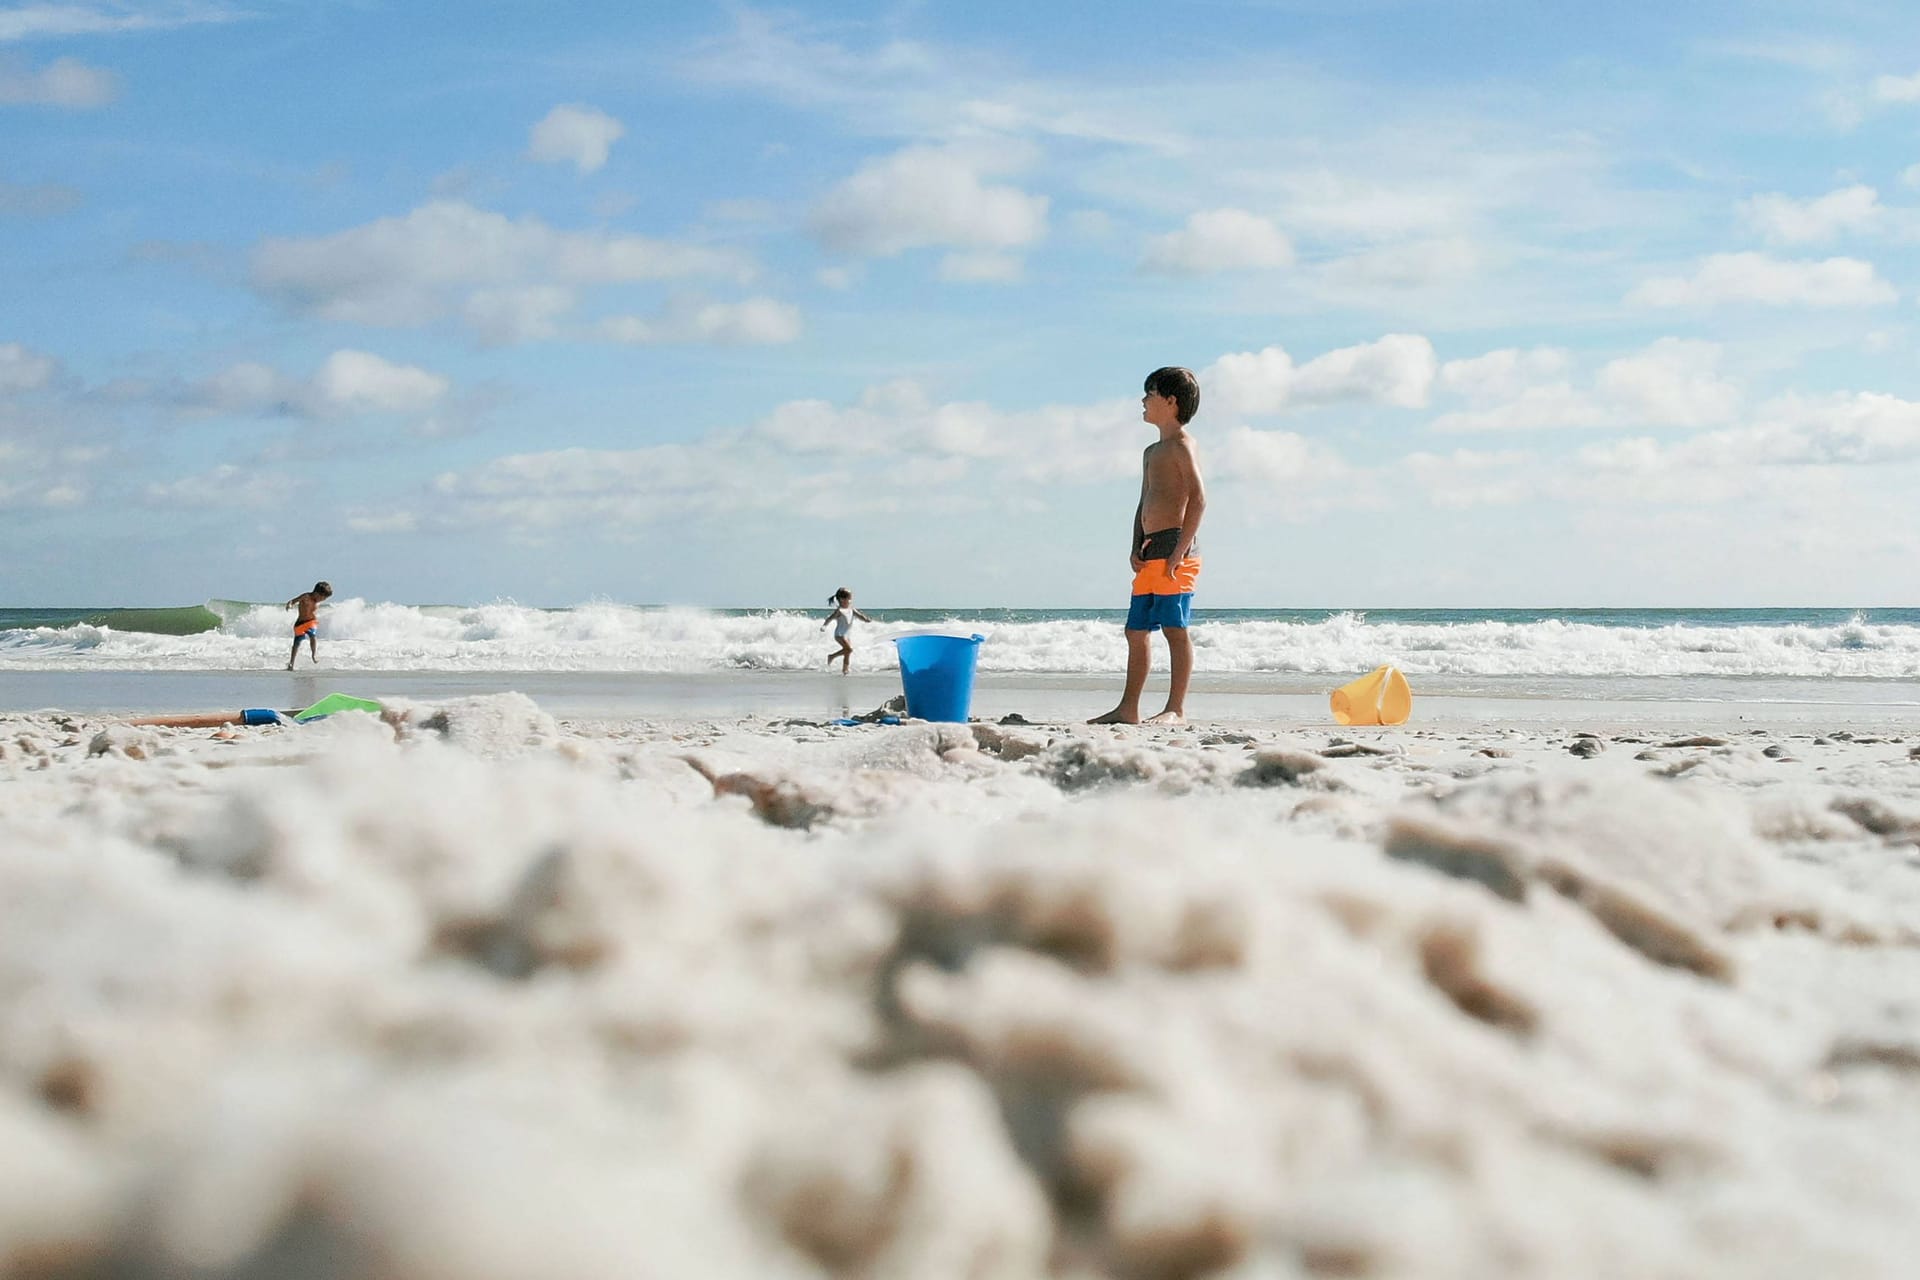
[1438, 348, 1570, 402]
[345, 511, 418, 534]
[1292, 334, 1437, 409]
[1316, 237, 1479, 291]
[1593, 339, 1741, 428]
[816, 265, 857, 290]
[145, 464, 291, 510]
[1264, 172, 1474, 241]
[425, 442, 784, 531]
[0, 56, 115, 106]
[0, 3, 244, 42]
[1592, 393, 1920, 471]
[1403, 448, 1536, 509]
[1142, 208, 1293, 275]
[739, 377, 1144, 484]
[312, 350, 448, 415]
[1739, 185, 1882, 244]
[527, 104, 625, 174]
[1872, 71, 1920, 103]
[250, 200, 755, 331]
[1205, 334, 1437, 415]
[680, 9, 940, 115]
[0, 459, 89, 509]
[1429, 383, 1612, 433]
[0, 343, 58, 392]
[1432, 338, 1742, 433]
[600, 296, 802, 346]
[809, 145, 1049, 257]
[1204, 347, 1294, 416]
[184, 350, 449, 419]
[1216, 426, 1343, 489]
[191, 362, 292, 415]
[463, 286, 576, 345]
[1627, 252, 1897, 308]
[937, 251, 1023, 283]
[1904, 164, 1920, 190]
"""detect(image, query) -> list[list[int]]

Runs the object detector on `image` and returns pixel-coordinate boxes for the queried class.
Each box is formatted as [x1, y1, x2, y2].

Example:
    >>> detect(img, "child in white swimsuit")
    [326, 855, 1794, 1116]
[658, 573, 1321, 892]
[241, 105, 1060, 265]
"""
[821, 587, 874, 673]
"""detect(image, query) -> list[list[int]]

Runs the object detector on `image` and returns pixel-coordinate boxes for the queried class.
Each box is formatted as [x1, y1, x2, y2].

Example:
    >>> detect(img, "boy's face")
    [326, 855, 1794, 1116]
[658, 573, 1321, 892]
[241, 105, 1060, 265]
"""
[1142, 390, 1181, 429]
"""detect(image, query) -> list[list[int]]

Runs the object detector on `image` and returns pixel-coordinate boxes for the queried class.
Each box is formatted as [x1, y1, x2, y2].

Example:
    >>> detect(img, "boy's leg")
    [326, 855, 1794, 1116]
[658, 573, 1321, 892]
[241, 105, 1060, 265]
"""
[1089, 628, 1152, 724]
[1146, 626, 1192, 724]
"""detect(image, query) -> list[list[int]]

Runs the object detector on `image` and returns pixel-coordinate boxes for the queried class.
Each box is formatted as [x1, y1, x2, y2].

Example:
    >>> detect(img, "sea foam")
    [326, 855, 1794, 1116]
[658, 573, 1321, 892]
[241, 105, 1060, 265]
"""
[3, 600, 1918, 680]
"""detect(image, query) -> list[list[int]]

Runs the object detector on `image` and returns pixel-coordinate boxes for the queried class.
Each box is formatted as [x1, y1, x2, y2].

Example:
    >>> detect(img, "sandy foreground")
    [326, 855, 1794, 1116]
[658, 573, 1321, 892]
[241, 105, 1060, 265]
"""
[2, 696, 1920, 1280]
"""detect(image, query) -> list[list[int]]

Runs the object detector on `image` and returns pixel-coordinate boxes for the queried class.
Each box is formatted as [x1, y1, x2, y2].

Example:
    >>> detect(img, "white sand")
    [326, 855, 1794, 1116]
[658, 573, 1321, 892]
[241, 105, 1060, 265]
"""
[3, 696, 1919, 1279]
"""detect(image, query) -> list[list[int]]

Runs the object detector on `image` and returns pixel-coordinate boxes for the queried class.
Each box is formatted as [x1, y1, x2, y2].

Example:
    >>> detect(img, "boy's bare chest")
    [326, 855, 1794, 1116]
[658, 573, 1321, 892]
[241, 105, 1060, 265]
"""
[1143, 444, 1185, 493]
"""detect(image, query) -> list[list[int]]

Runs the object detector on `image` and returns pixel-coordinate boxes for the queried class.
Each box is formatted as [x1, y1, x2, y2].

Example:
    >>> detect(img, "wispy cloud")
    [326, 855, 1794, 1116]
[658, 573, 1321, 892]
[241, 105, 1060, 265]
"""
[808, 144, 1048, 259]
[0, 176, 81, 214]
[0, 2, 248, 43]
[1627, 253, 1898, 308]
[1431, 339, 1742, 433]
[599, 296, 802, 346]
[0, 55, 114, 105]
[1739, 185, 1883, 245]
[179, 350, 451, 419]
[250, 200, 757, 335]
[1871, 69, 1920, 103]
[1206, 335, 1438, 415]
[526, 103, 625, 174]
[1142, 209, 1293, 275]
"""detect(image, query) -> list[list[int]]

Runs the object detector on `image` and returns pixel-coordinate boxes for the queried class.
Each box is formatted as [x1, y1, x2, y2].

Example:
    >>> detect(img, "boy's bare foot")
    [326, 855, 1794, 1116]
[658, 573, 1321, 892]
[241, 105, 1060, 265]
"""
[285, 662, 294, 671]
[1144, 709, 1186, 725]
[1088, 707, 1139, 724]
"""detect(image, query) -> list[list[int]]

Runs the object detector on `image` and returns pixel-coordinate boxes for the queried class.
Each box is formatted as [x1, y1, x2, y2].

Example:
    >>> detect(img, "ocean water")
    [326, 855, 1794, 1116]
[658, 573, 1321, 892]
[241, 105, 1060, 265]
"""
[2, 600, 1917, 719]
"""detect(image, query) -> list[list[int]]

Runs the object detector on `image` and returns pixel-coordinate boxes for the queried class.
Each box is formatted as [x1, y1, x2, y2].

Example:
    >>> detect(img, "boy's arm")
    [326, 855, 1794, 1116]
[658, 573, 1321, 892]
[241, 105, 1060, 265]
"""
[854, 609, 874, 622]
[1130, 454, 1149, 570]
[1168, 442, 1207, 567]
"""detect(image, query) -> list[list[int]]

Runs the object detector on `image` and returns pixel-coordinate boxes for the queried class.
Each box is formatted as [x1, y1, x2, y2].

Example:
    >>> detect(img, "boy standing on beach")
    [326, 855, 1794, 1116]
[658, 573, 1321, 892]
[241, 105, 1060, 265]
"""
[1091, 368, 1206, 726]
[285, 581, 332, 670]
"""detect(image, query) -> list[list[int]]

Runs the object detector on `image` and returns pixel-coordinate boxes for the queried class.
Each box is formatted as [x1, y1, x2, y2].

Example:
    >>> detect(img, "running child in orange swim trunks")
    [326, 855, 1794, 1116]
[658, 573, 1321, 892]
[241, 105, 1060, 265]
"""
[1090, 367, 1206, 726]
[285, 580, 333, 670]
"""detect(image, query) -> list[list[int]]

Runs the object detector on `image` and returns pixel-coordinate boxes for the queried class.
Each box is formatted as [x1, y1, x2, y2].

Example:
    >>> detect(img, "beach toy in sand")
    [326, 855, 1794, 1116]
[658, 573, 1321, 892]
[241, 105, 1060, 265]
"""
[127, 692, 385, 729]
[1330, 665, 1412, 726]
[891, 631, 986, 723]
[130, 708, 286, 728]
[292, 692, 384, 723]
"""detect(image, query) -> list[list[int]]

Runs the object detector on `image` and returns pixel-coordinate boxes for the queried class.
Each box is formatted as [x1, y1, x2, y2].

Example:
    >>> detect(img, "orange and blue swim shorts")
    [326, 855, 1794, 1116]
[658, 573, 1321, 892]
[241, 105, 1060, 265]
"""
[1127, 528, 1198, 632]
[293, 618, 317, 638]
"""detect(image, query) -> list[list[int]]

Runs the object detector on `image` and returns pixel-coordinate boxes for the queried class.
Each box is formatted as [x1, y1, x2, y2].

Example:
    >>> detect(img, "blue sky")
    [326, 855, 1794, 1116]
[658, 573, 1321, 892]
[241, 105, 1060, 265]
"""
[3, 0, 1919, 607]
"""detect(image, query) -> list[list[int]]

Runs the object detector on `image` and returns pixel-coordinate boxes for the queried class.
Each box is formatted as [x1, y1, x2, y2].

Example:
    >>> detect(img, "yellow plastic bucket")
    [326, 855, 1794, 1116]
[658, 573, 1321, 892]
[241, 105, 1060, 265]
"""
[1329, 665, 1412, 726]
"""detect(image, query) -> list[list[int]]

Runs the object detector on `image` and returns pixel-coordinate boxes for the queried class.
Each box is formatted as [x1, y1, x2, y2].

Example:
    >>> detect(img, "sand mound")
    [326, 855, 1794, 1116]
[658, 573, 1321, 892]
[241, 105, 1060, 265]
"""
[4, 699, 1920, 1278]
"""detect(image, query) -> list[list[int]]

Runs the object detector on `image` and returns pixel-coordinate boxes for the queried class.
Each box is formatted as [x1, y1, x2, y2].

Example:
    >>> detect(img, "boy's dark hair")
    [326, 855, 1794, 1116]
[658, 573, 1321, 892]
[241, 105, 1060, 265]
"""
[1145, 367, 1200, 424]
[314, 581, 332, 595]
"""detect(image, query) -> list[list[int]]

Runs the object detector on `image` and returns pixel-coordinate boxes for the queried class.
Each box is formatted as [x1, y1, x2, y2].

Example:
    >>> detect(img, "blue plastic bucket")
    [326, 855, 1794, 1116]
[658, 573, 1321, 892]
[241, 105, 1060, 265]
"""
[891, 632, 986, 722]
